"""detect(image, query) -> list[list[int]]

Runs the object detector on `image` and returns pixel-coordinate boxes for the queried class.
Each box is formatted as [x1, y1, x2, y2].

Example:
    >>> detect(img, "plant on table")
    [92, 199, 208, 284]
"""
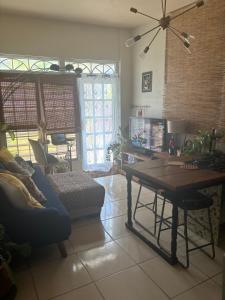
[183, 129, 224, 155]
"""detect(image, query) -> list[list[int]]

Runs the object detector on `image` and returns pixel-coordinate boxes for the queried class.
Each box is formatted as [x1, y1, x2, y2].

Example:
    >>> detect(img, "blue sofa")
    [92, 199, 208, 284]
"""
[0, 163, 71, 257]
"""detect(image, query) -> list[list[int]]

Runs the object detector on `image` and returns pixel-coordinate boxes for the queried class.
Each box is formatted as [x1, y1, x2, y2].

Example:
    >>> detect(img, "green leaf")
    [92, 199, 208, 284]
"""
[8, 130, 15, 141]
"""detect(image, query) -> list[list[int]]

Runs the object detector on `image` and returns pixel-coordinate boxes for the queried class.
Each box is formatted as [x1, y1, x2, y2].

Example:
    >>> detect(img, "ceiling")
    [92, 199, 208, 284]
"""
[0, 0, 195, 28]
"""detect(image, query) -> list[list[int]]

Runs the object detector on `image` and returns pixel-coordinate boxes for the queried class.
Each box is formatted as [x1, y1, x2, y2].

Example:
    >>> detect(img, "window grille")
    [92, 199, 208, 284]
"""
[0, 56, 59, 72]
[65, 61, 117, 76]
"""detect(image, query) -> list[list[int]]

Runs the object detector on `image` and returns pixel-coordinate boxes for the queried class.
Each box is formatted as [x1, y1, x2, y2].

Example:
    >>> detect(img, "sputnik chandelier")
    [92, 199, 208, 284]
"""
[125, 0, 206, 57]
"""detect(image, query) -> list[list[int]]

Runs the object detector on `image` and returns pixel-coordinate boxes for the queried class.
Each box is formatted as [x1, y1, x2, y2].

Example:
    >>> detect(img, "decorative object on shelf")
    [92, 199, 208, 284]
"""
[125, 0, 206, 57]
[132, 105, 151, 118]
[131, 130, 147, 149]
[142, 71, 152, 93]
[168, 135, 176, 156]
[167, 119, 188, 155]
[136, 109, 144, 117]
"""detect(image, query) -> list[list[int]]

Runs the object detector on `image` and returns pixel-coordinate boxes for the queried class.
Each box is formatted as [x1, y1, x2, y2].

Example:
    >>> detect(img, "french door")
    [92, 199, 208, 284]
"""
[80, 76, 119, 171]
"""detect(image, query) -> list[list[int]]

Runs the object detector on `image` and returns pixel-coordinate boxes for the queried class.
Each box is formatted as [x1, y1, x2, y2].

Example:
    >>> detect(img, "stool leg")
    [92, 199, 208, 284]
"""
[157, 197, 166, 247]
[183, 209, 190, 268]
[208, 208, 215, 259]
[133, 184, 142, 221]
[153, 193, 158, 235]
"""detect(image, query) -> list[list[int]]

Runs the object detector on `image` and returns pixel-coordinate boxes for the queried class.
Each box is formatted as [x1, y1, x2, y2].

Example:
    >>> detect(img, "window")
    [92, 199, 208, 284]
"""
[0, 71, 80, 162]
[0, 54, 119, 166]
[0, 56, 58, 72]
[47, 133, 77, 159]
[6, 130, 39, 161]
[65, 61, 116, 75]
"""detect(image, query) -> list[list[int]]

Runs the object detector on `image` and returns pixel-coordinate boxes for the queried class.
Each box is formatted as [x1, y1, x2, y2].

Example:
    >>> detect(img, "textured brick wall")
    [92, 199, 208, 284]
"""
[164, 0, 225, 133]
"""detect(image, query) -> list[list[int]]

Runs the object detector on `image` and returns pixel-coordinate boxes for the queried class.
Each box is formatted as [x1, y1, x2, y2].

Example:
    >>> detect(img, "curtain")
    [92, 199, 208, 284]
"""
[40, 74, 81, 134]
[0, 73, 40, 130]
[79, 76, 120, 171]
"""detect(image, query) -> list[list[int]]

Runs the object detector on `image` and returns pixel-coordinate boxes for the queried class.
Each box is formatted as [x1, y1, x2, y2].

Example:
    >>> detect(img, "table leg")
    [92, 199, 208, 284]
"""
[125, 173, 178, 266]
[67, 144, 72, 171]
[171, 202, 178, 265]
[126, 174, 133, 227]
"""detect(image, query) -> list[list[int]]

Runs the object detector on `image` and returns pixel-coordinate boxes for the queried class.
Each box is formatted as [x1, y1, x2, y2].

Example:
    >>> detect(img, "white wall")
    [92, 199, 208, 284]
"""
[0, 13, 132, 127]
[131, 23, 166, 118]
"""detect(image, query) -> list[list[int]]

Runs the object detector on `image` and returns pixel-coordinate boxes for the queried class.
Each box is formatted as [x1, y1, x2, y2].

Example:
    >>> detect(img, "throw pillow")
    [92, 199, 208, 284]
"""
[4, 161, 31, 176]
[15, 156, 35, 176]
[0, 170, 47, 204]
[0, 173, 43, 209]
[0, 148, 32, 176]
[0, 148, 14, 163]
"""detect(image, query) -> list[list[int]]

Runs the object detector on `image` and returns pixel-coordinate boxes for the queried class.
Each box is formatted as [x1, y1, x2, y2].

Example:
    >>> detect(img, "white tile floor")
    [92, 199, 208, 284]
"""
[15, 174, 224, 300]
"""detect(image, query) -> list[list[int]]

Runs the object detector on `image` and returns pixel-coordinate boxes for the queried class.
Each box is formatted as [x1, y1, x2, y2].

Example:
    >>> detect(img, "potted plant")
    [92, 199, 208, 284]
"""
[183, 129, 224, 155]
[106, 126, 130, 167]
[131, 130, 147, 149]
[0, 224, 31, 299]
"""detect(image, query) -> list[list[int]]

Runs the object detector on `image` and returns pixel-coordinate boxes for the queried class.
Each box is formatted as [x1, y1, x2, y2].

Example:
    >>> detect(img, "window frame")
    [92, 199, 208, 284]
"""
[0, 53, 118, 163]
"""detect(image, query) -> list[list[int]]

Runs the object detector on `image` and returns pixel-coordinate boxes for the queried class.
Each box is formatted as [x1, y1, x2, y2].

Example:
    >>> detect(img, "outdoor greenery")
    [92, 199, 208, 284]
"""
[0, 123, 15, 142]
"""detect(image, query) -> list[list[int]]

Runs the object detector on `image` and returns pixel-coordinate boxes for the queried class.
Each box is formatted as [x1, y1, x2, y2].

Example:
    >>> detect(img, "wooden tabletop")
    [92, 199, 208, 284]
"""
[124, 159, 225, 192]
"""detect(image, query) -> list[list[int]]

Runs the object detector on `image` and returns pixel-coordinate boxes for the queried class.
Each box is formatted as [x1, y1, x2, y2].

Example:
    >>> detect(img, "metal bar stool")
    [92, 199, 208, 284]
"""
[157, 191, 215, 268]
[133, 180, 165, 236]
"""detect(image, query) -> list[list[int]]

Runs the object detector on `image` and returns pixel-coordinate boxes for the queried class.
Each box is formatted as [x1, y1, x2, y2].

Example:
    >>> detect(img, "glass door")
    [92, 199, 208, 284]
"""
[80, 76, 118, 171]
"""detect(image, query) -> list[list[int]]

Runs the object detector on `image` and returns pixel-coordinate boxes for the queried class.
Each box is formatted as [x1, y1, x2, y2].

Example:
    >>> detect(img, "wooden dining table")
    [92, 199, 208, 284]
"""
[124, 158, 225, 265]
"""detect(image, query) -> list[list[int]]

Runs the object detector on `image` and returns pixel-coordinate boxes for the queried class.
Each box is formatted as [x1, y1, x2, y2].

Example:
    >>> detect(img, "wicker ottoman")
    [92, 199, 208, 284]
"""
[48, 171, 105, 220]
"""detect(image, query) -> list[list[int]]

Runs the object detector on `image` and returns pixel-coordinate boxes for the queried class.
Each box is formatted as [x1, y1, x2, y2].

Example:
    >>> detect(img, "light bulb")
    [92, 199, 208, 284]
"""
[125, 35, 141, 47]
[139, 46, 150, 59]
[181, 32, 195, 40]
[196, 0, 205, 7]
[184, 47, 192, 55]
[125, 38, 135, 47]
[184, 40, 190, 48]
[130, 7, 138, 13]
[183, 41, 191, 54]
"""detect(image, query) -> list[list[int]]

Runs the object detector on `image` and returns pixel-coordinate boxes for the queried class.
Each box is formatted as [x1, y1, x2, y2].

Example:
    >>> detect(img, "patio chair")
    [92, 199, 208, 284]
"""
[29, 139, 69, 174]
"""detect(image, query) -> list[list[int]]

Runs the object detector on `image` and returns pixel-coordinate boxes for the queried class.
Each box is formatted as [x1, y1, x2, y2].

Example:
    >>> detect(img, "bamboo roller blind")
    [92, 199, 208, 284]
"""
[0, 73, 81, 133]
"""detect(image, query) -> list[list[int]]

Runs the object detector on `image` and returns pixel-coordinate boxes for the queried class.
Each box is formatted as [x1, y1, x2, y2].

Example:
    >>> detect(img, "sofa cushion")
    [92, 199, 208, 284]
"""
[0, 170, 47, 204]
[0, 173, 43, 209]
[15, 156, 35, 176]
[0, 148, 14, 162]
[0, 148, 32, 176]
[32, 165, 69, 216]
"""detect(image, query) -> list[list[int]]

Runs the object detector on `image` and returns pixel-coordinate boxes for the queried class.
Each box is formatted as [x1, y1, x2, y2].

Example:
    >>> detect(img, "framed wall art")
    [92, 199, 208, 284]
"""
[142, 71, 152, 93]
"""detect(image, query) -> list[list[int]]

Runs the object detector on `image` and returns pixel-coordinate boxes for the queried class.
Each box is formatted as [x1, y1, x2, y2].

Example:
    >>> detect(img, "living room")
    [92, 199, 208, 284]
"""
[0, 0, 225, 299]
